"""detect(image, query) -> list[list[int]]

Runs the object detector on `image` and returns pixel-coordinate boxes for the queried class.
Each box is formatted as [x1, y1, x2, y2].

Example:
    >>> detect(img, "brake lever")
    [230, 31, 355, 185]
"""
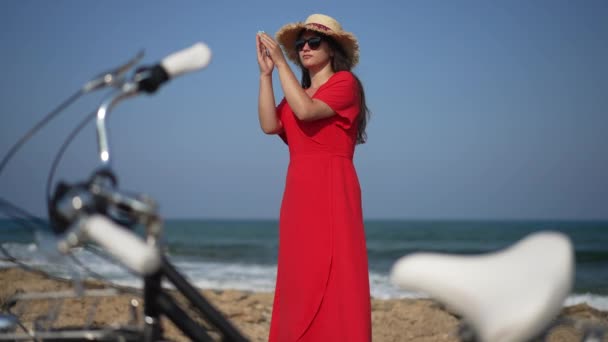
[82, 50, 145, 93]
[91, 184, 158, 224]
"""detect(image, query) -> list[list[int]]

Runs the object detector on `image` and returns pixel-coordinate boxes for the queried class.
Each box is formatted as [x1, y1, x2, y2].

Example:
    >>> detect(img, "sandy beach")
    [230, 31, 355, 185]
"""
[1, 267, 606, 341]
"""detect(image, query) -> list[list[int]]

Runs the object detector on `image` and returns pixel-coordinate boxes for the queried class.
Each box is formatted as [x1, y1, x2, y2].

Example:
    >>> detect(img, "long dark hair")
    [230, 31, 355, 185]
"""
[298, 32, 370, 144]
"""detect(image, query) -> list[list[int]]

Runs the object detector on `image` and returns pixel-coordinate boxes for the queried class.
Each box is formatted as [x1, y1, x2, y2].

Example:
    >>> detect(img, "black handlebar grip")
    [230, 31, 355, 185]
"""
[135, 65, 170, 94]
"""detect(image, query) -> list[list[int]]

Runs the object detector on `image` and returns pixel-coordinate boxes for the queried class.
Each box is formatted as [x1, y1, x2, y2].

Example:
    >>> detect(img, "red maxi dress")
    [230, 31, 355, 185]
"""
[269, 71, 371, 342]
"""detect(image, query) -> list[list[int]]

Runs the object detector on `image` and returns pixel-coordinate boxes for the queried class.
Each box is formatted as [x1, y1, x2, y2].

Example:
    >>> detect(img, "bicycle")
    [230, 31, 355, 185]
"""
[1, 42, 606, 342]
[0, 42, 249, 341]
[391, 231, 607, 342]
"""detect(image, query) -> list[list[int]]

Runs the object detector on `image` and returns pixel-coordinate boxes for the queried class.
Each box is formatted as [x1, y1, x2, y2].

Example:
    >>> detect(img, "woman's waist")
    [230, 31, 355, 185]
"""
[288, 150, 354, 161]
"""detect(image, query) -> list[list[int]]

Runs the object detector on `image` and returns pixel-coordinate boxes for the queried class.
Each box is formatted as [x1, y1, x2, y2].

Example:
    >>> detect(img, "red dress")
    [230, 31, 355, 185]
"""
[269, 71, 371, 341]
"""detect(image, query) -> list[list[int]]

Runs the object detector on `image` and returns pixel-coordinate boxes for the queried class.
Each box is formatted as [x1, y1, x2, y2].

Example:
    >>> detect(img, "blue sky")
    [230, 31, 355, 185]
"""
[1, 1, 606, 220]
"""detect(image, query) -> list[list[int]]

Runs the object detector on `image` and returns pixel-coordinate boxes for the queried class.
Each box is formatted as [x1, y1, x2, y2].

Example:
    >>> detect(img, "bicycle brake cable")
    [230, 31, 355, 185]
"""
[0, 196, 47, 230]
[0, 90, 84, 177]
[45, 110, 98, 209]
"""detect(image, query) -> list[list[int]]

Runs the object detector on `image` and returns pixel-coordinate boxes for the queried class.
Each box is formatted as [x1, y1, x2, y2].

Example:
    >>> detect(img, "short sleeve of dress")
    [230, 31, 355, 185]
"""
[313, 71, 360, 130]
[276, 98, 288, 145]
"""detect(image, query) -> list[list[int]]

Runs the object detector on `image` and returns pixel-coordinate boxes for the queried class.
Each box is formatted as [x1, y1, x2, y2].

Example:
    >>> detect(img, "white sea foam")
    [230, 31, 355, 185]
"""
[369, 271, 426, 299]
[565, 293, 608, 311]
[172, 259, 277, 292]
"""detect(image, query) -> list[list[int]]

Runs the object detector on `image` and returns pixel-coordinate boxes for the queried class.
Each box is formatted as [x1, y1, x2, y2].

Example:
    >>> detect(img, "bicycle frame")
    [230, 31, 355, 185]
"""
[142, 256, 248, 341]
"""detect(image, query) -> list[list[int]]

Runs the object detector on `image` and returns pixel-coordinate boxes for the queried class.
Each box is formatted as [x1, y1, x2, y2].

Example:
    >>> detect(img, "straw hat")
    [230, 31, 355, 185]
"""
[275, 14, 359, 68]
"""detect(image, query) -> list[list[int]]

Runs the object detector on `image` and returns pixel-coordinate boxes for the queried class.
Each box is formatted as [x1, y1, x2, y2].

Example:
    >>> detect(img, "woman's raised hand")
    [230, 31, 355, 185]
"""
[257, 32, 287, 73]
[257, 33, 274, 75]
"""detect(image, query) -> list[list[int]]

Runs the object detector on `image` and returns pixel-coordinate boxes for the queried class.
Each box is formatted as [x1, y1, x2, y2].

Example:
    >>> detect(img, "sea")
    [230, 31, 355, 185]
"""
[1, 219, 607, 311]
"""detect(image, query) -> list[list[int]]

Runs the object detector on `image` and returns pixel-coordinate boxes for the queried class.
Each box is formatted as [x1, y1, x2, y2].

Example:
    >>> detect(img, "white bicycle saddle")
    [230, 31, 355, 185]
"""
[390, 231, 574, 342]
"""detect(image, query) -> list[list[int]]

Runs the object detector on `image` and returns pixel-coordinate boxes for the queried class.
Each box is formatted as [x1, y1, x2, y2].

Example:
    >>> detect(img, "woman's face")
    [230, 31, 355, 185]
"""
[297, 31, 333, 69]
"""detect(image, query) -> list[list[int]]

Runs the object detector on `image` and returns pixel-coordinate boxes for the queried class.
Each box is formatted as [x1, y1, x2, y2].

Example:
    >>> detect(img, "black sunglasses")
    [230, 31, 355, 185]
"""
[295, 37, 323, 51]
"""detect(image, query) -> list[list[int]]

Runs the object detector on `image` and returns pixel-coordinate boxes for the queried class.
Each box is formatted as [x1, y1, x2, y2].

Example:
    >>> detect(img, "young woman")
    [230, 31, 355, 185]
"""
[256, 13, 371, 341]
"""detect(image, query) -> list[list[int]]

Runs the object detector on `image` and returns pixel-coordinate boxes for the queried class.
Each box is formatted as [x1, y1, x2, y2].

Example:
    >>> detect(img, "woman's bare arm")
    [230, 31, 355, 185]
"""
[258, 33, 335, 122]
[257, 34, 283, 134]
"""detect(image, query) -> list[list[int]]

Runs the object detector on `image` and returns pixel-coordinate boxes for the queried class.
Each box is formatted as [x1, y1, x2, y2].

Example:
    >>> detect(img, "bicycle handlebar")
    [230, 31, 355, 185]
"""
[94, 42, 212, 165]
